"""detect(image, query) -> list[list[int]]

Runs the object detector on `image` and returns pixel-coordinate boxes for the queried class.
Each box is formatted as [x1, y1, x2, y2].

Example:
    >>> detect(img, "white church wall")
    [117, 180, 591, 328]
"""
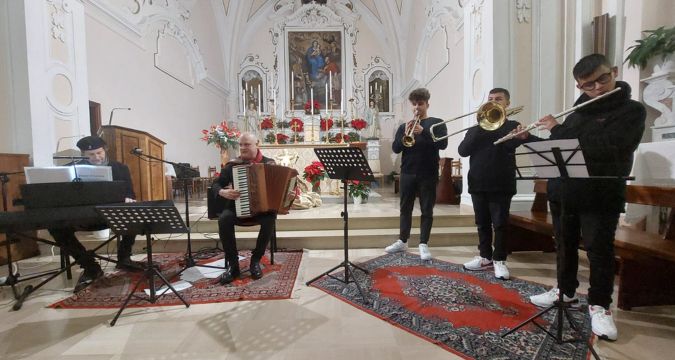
[186, 1, 226, 87]
[0, 1, 13, 153]
[84, 4, 226, 176]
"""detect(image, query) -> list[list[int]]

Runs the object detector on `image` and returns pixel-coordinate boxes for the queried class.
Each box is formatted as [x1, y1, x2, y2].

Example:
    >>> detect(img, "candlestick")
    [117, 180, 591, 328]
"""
[258, 85, 261, 117]
[310, 88, 314, 114]
[291, 71, 294, 100]
[340, 89, 344, 113]
[325, 83, 328, 115]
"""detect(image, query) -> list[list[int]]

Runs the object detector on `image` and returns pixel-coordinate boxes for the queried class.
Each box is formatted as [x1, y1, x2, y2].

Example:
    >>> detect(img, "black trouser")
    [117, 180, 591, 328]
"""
[399, 173, 437, 244]
[470, 192, 513, 261]
[218, 209, 276, 266]
[550, 201, 619, 309]
[48, 228, 135, 273]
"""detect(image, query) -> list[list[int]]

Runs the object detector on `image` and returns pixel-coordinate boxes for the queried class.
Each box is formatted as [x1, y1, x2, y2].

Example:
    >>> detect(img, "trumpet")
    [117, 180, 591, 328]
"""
[430, 102, 524, 142]
[402, 111, 421, 147]
[492, 87, 622, 145]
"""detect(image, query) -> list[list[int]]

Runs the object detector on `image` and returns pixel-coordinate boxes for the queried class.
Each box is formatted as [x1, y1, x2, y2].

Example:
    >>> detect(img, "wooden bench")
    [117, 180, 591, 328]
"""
[506, 180, 675, 310]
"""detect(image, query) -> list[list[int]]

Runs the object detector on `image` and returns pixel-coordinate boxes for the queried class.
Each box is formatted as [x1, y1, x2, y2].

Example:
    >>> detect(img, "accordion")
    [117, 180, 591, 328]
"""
[232, 163, 298, 218]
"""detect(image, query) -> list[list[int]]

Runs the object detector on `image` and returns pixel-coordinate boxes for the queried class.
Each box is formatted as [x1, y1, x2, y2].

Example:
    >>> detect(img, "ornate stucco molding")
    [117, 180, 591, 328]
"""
[516, 0, 530, 23]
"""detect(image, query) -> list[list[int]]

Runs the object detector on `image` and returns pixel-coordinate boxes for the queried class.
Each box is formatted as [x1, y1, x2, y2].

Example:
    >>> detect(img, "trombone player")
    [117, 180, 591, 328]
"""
[386, 88, 447, 260]
[459, 88, 538, 280]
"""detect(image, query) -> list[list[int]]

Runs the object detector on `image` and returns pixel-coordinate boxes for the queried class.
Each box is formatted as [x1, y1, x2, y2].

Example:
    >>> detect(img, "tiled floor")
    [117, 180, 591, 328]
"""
[1, 246, 674, 359]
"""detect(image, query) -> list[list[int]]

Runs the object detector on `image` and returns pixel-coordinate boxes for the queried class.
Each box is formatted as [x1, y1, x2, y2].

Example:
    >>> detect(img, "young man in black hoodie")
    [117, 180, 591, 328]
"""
[458, 88, 536, 280]
[386, 88, 448, 260]
[529, 54, 646, 341]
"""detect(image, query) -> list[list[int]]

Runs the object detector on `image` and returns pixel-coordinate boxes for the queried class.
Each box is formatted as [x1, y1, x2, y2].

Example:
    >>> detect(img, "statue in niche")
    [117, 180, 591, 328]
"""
[365, 99, 380, 139]
[244, 101, 259, 133]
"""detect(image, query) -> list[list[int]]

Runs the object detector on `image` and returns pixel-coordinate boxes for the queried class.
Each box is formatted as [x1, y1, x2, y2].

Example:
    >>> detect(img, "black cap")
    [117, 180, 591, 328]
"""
[76, 136, 106, 151]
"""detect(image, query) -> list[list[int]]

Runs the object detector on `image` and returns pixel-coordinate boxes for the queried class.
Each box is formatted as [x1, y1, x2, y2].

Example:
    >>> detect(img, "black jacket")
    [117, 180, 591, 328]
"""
[547, 81, 646, 212]
[392, 117, 448, 176]
[211, 155, 275, 212]
[458, 119, 538, 194]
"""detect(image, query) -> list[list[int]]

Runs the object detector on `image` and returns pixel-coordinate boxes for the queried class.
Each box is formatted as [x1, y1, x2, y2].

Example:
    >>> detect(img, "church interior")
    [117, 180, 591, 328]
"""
[1, 0, 674, 359]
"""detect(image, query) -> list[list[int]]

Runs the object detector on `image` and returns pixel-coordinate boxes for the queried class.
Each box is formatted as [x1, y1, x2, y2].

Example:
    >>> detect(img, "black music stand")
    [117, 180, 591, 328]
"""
[305, 147, 375, 302]
[96, 201, 190, 326]
[501, 140, 600, 360]
[128, 151, 217, 271]
[2, 181, 127, 310]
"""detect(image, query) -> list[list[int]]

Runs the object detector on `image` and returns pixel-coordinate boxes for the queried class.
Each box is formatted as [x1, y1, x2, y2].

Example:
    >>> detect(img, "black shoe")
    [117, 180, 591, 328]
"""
[250, 261, 263, 280]
[115, 257, 145, 271]
[219, 266, 241, 285]
[74, 268, 104, 293]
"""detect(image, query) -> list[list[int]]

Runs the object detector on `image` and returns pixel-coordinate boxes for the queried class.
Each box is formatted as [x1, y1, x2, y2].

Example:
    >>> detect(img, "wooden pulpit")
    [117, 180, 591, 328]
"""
[100, 125, 167, 201]
[436, 157, 461, 204]
[0, 153, 39, 265]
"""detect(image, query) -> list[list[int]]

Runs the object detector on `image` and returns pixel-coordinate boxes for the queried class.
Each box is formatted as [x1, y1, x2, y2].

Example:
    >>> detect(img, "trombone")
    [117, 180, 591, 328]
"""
[430, 102, 524, 142]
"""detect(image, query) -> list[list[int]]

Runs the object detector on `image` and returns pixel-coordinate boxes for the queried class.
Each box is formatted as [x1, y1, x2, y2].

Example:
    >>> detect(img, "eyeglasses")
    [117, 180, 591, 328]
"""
[577, 71, 613, 91]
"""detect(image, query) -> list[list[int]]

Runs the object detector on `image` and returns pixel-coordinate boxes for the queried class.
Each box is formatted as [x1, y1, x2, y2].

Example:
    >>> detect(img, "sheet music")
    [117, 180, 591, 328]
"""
[25, 165, 112, 184]
[521, 139, 589, 178]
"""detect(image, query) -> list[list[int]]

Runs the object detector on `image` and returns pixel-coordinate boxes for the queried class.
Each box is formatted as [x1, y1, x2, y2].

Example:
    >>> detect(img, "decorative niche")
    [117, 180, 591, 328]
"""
[364, 57, 393, 114]
[238, 54, 269, 114]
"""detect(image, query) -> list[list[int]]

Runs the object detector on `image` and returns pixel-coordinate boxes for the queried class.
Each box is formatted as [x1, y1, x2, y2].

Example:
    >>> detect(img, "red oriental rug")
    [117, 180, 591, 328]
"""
[49, 250, 302, 309]
[311, 252, 594, 360]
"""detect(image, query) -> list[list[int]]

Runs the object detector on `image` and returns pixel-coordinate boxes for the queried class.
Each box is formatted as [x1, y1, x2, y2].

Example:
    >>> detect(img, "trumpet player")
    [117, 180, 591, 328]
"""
[387, 88, 447, 260]
[459, 88, 538, 280]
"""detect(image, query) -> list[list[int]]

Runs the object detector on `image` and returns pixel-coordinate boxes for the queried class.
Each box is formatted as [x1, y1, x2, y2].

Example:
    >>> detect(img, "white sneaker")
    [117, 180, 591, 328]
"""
[589, 305, 618, 341]
[419, 244, 431, 260]
[463, 256, 493, 271]
[529, 288, 580, 308]
[385, 239, 407, 254]
[493, 261, 510, 280]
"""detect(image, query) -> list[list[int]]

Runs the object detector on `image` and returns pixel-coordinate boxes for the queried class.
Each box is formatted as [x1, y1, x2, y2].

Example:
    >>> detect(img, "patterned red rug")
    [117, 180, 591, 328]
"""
[50, 250, 302, 309]
[311, 252, 594, 360]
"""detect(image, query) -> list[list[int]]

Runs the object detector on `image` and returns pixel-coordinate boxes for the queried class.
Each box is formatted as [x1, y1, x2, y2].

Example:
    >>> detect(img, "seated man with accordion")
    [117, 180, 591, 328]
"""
[212, 133, 297, 285]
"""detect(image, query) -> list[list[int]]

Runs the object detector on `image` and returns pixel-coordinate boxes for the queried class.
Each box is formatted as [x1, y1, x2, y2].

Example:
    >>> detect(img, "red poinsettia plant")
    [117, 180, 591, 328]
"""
[260, 117, 274, 130]
[320, 117, 334, 131]
[334, 132, 350, 143]
[276, 133, 290, 144]
[348, 180, 371, 200]
[201, 121, 240, 150]
[303, 161, 326, 187]
[289, 117, 304, 132]
[350, 118, 367, 131]
[304, 100, 321, 113]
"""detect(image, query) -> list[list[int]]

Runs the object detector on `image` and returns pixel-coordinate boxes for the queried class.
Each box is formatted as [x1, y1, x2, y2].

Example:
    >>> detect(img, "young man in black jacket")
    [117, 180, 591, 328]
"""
[529, 54, 646, 341]
[48, 136, 139, 292]
[212, 133, 276, 284]
[385, 88, 448, 260]
[458, 88, 536, 280]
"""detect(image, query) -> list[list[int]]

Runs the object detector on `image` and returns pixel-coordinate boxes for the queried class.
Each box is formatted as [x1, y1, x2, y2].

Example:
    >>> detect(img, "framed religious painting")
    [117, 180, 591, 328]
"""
[287, 30, 343, 113]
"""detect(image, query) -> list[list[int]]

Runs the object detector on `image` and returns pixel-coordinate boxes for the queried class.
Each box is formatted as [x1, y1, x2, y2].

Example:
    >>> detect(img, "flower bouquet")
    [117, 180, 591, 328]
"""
[276, 133, 290, 144]
[303, 161, 326, 192]
[304, 100, 320, 114]
[201, 121, 240, 150]
[350, 118, 367, 131]
[348, 180, 371, 201]
[320, 117, 334, 131]
[260, 117, 274, 130]
[289, 117, 304, 132]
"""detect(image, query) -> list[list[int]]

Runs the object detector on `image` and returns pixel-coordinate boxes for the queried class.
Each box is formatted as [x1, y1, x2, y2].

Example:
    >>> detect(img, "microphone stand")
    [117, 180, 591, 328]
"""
[129, 151, 203, 269]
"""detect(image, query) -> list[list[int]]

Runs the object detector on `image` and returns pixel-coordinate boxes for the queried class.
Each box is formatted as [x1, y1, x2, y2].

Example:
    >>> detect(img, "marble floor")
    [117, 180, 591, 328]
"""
[1, 245, 674, 360]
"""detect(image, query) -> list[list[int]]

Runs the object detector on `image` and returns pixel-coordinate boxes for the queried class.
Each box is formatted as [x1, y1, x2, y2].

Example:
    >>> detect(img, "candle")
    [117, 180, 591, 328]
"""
[242, 92, 245, 113]
[340, 89, 344, 113]
[310, 88, 314, 114]
[291, 71, 294, 99]
[325, 83, 328, 112]
[258, 84, 261, 116]
[329, 71, 332, 97]
[273, 89, 276, 116]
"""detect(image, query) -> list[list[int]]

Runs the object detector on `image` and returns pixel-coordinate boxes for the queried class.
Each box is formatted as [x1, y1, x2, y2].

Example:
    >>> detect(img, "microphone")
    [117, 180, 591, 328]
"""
[130, 147, 143, 155]
[99, 107, 132, 136]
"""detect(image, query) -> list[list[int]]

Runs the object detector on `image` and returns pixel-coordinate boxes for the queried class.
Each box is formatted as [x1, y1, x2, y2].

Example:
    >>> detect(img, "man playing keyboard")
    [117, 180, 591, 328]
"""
[212, 132, 277, 284]
[48, 136, 140, 292]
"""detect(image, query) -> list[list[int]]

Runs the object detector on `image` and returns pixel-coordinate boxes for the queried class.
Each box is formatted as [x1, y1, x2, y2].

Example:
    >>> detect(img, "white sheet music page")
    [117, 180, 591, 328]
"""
[24, 165, 112, 183]
[74, 165, 113, 181]
[523, 139, 589, 178]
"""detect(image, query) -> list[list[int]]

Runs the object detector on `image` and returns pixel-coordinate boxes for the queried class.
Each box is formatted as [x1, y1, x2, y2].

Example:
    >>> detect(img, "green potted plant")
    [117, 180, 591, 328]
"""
[624, 26, 675, 70]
